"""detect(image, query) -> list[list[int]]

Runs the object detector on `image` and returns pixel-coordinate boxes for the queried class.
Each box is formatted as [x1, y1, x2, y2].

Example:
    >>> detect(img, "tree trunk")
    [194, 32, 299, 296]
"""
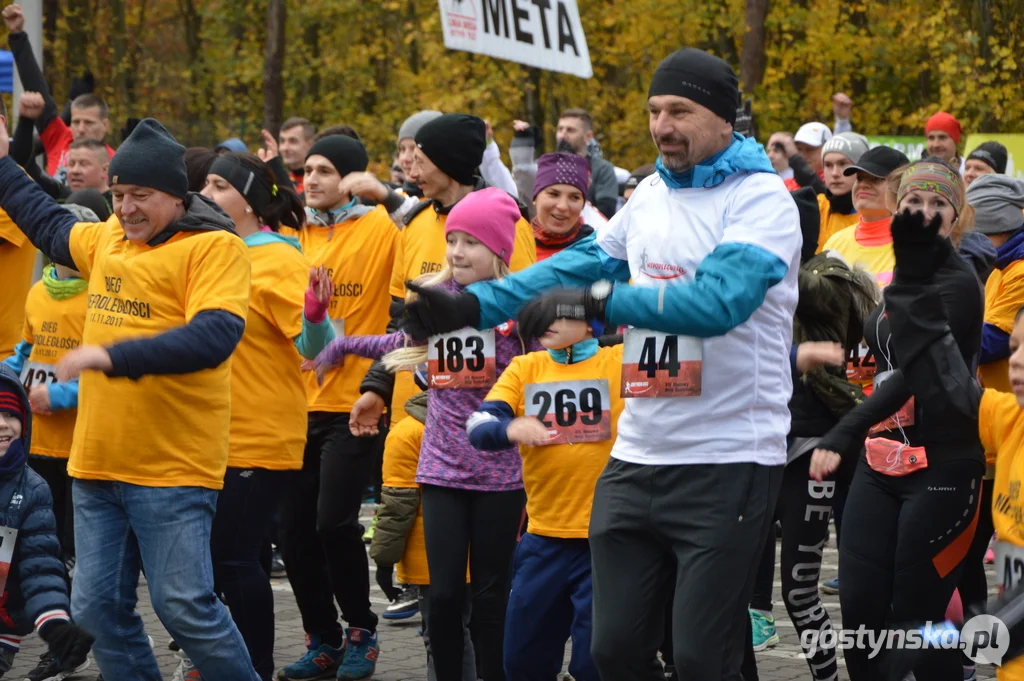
[740, 0, 769, 92]
[42, 0, 58, 73]
[263, 0, 286, 136]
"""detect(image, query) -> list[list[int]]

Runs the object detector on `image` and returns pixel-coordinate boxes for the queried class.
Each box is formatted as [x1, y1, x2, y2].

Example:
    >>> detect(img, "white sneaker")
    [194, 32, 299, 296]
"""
[171, 656, 199, 681]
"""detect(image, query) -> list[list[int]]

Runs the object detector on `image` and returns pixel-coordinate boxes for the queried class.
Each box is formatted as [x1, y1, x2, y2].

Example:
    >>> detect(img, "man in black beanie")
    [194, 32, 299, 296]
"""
[395, 47, 800, 681]
[0, 118, 260, 679]
[276, 132, 401, 680]
[965, 140, 1009, 186]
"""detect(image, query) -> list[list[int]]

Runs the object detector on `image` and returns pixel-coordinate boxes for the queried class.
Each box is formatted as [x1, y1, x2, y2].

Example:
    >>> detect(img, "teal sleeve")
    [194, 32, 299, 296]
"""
[293, 314, 336, 361]
[47, 378, 79, 410]
[467, 233, 632, 329]
[604, 242, 789, 337]
[2, 340, 31, 375]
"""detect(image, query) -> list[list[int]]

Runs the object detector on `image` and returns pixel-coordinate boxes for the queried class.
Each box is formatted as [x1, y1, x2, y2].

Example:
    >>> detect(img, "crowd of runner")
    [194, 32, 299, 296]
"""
[0, 4, 1023, 681]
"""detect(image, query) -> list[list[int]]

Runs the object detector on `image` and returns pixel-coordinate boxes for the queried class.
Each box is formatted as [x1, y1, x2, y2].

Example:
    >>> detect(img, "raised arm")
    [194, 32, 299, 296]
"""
[0, 156, 80, 268]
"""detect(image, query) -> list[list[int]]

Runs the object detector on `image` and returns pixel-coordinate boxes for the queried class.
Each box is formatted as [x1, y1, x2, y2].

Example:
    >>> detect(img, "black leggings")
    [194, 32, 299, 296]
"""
[839, 458, 984, 681]
[212, 467, 290, 681]
[958, 477, 995, 610]
[421, 484, 525, 681]
[749, 454, 838, 680]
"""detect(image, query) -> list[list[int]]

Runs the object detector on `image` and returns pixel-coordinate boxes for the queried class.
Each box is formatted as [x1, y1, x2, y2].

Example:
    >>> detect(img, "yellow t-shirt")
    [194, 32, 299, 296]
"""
[979, 388, 1024, 681]
[980, 261, 1024, 394]
[482, 344, 623, 538]
[387, 203, 537, 423]
[0, 210, 38, 361]
[381, 414, 429, 585]
[822, 223, 895, 288]
[67, 218, 250, 489]
[228, 239, 309, 471]
[20, 280, 87, 459]
[284, 208, 398, 413]
[815, 193, 859, 254]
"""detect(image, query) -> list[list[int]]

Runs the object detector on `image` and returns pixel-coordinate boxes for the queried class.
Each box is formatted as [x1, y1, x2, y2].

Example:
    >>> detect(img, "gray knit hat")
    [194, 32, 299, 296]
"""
[966, 174, 1024, 235]
[108, 118, 188, 199]
[821, 132, 870, 164]
[398, 110, 443, 143]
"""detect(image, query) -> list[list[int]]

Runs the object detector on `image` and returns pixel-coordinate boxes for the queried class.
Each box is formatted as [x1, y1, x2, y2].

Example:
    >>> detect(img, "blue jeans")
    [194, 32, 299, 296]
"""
[71, 480, 258, 681]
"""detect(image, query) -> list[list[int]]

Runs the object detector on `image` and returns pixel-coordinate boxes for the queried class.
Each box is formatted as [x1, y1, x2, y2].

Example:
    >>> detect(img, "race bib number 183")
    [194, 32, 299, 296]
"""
[524, 379, 611, 445]
[428, 328, 496, 389]
[621, 330, 702, 398]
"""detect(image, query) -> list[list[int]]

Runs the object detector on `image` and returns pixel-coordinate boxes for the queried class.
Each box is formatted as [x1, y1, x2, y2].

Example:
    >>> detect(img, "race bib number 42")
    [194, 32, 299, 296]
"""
[19, 361, 57, 390]
[428, 328, 496, 389]
[995, 541, 1024, 594]
[621, 330, 702, 398]
[524, 379, 611, 445]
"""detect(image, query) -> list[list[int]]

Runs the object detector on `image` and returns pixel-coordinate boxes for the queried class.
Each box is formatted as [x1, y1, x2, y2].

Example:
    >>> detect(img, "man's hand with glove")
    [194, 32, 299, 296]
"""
[516, 284, 610, 342]
[399, 282, 481, 341]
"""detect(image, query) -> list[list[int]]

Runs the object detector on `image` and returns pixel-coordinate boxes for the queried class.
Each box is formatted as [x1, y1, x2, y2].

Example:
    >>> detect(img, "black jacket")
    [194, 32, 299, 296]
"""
[818, 245, 985, 464]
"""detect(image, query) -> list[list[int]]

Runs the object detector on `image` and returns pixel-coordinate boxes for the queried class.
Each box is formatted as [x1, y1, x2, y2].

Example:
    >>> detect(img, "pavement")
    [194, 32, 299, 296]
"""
[3, 513, 999, 680]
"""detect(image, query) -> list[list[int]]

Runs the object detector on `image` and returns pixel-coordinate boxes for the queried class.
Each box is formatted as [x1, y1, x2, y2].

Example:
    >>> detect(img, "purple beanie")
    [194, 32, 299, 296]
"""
[533, 152, 590, 199]
[445, 187, 520, 266]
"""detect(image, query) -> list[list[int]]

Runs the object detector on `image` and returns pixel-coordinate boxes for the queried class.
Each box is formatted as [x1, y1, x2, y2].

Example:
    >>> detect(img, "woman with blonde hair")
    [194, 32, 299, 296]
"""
[313, 187, 530, 681]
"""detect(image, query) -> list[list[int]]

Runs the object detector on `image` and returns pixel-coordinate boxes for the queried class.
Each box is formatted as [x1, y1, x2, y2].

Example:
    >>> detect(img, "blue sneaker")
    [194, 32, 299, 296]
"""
[336, 628, 379, 680]
[749, 609, 780, 651]
[821, 576, 839, 594]
[277, 634, 345, 680]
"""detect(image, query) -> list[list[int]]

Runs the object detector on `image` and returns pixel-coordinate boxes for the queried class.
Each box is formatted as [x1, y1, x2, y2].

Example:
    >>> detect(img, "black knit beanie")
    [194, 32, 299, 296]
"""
[108, 118, 188, 199]
[415, 114, 486, 186]
[967, 141, 1009, 175]
[306, 135, 369, 177]
[648, 48, 739, 127]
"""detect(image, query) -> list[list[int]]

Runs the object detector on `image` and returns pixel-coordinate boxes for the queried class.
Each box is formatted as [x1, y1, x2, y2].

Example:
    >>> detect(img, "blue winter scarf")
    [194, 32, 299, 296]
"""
[656, 132, 775, 189]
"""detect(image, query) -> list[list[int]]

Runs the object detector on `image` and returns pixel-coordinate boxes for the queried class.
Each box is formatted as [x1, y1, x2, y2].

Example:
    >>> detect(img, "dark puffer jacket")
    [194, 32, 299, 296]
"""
[0, 365, 69, 642]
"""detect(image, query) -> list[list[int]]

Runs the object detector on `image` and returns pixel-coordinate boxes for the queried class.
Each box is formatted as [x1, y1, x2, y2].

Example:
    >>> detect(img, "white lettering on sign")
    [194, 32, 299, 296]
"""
[437, 0, 592, 79]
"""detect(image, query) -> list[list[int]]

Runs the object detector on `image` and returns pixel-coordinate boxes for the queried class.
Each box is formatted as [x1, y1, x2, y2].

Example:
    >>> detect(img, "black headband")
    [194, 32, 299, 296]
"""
[208, 156, 277, 223]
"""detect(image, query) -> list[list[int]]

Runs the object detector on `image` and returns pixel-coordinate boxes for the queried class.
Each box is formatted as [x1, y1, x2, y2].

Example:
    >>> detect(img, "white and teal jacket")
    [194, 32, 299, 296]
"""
[467, 134, 803, 467]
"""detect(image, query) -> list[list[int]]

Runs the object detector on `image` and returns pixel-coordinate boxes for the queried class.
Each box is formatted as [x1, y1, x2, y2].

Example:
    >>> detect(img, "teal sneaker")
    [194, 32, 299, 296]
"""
[749, 609, 780, 651]
[336, 628, 379, 680]
[821, 576, 840, 594]
[277, 634, 345, 680]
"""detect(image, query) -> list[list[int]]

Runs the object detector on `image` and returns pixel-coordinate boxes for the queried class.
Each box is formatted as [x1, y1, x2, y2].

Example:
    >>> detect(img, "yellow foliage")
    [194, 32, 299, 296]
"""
[24, 0, 1024, 171]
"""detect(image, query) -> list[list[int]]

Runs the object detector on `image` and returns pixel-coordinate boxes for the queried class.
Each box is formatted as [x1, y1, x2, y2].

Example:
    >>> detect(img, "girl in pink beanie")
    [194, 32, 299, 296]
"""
[312, 186, 533, 680]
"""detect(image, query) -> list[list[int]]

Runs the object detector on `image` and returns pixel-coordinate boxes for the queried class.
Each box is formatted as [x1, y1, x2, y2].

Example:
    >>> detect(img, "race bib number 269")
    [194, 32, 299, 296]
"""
[524, 379, 611, 445]
[621, 330, 702, 398]
[428, 328, 496, 389]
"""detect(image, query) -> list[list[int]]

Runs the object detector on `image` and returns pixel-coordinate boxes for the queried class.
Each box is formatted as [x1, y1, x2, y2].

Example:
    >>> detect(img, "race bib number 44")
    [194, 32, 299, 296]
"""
[621, 330, 702, 398]
[428, 328, 496, 389]
[19, 361, 57, 390]
[525, 379, 611, 445]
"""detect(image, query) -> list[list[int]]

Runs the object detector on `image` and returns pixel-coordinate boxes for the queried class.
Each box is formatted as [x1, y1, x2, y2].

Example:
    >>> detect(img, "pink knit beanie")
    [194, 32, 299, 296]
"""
[445, 188, 520, 266]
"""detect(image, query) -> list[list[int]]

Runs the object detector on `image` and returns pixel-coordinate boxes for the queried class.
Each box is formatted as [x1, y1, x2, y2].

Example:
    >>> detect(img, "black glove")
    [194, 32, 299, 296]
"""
[68, 71, 95, 100]
[400, 282, 481, 341]
[517, 287, 608, 342]
[39, 620, 94, 671]
[890, 209, 949, 284]
[375, 563, 401, 602]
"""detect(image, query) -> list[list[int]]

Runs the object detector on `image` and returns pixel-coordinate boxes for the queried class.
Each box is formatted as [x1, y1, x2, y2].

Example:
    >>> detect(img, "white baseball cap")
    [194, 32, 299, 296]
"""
[794, 122, 833, 148]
